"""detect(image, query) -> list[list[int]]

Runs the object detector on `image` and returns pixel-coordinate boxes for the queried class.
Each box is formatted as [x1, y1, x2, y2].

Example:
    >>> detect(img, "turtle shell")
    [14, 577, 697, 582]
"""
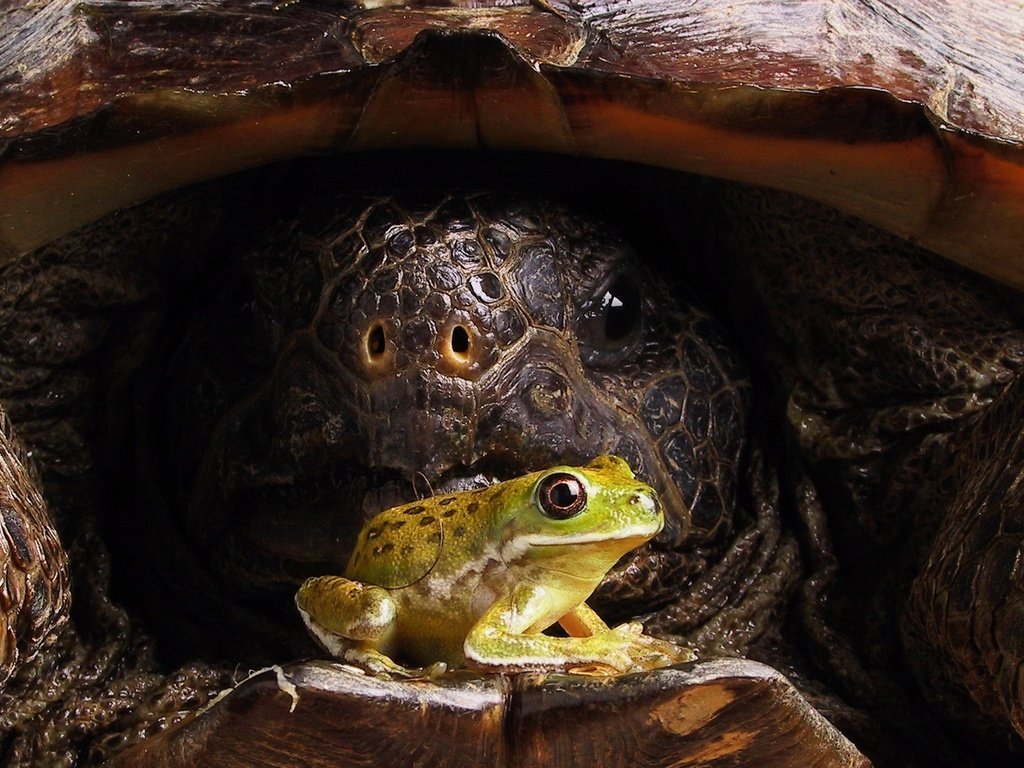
[1, 2, 1023, 768]
[1, 0, 1022, 285]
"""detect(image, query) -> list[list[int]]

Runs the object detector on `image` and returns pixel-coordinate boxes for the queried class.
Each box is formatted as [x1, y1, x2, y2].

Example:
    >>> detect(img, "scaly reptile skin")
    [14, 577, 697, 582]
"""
[724, 185, 1024, 757]
[0, 187, 784, 763]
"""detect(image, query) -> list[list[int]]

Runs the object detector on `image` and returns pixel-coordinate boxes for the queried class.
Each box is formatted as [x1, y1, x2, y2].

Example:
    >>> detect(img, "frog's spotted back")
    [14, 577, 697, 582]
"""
[348, 499, 445, 589]
[347, 486, 506, 589]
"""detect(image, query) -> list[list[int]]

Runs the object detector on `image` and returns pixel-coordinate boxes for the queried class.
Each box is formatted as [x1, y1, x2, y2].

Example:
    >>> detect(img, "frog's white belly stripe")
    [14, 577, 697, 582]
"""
[419, 541, 504, 602]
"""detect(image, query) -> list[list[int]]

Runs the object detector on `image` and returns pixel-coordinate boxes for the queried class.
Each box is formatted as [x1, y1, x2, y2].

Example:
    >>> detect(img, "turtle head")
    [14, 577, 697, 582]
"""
[314, 195, 655, 482]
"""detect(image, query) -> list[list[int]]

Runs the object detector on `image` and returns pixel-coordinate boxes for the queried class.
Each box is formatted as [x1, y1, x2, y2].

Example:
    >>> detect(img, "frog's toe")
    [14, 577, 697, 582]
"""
[619, 633, 696, 671]
[643, 636, 697, 663]
[384, 660, 449, 681]
[337, 647, 417, 680]
[425, 661, 449, 678]
[604, 650, 643, 674]
[566, 661, 623, 676]
[614, 621, 646, 636]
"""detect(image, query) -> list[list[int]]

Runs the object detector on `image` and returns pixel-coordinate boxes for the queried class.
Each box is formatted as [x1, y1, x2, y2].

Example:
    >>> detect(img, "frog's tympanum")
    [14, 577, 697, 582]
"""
[296, 456, 694, 675]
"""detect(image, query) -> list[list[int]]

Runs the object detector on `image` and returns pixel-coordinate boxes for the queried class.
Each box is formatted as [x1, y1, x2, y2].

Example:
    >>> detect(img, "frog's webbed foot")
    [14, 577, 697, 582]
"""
[605, 621, 697, 672]
[564, 623, 694, 676]
[560, 605, 695, 675]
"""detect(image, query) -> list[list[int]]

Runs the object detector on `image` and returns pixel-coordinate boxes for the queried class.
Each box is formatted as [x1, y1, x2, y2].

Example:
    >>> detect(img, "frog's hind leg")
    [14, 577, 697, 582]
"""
[295, 576, 396, 657]
[296, 577, 446, 678]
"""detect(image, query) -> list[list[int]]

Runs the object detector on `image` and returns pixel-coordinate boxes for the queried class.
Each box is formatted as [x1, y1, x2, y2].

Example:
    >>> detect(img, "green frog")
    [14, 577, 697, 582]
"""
[295, 455, 695, 676]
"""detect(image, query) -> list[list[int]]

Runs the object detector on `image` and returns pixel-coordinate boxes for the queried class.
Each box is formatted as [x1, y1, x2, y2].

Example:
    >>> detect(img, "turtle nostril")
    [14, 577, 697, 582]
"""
[450, 325, 470, 358]
[437, 319, 486, 378]
[367, 323, 387, 359]
[360, 320, 394, 374]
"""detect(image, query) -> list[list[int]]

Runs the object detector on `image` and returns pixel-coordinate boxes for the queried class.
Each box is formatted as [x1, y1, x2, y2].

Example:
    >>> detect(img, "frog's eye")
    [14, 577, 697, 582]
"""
[537, 473, 587, 519]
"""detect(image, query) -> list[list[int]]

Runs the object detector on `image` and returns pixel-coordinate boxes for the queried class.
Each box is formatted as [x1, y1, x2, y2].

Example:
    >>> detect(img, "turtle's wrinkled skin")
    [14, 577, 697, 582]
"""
[0, 178, 796, 764]
[721, 188, 1024, 758]
[0, 166, 1022, 767]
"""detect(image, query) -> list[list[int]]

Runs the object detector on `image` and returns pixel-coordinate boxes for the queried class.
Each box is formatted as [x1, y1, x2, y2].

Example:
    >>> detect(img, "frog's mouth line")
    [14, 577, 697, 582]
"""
[525, 527, 661, 548]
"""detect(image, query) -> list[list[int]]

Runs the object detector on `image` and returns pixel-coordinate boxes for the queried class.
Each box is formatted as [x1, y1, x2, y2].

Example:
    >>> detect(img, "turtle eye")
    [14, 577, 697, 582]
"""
[578, 275, 643, 366]
[537, 473, 587, 519]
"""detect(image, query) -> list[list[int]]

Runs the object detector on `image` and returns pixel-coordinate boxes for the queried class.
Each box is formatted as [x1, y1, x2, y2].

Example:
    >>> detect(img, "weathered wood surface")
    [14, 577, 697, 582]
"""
[111, 659, 870, 767]
[0, 0, 1021, 287]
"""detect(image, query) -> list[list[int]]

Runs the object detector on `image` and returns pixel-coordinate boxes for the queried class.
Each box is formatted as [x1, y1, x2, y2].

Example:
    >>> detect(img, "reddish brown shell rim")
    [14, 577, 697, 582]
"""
[1, 1, 1022, 286]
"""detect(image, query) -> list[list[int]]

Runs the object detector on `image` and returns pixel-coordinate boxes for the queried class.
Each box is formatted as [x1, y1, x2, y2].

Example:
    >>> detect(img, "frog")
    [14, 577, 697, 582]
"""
[294, 455, 696, 677]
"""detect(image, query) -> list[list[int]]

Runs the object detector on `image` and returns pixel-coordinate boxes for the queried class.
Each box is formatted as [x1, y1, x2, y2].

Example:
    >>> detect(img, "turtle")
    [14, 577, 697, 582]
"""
[1, 1, 1023, 767]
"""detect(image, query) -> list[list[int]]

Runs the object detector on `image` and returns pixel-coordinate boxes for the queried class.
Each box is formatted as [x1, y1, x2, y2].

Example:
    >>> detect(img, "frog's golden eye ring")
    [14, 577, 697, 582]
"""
[537, 473, 587, 519]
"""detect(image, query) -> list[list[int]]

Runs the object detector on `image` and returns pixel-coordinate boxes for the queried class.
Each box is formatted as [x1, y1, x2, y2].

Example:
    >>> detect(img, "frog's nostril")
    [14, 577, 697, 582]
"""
[630, 493, 658, 516]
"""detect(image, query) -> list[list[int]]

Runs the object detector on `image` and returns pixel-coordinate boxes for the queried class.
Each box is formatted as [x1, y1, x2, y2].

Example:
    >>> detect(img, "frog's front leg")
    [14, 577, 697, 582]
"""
[464, 585, 694, 674]
[295, 576, 412, 677]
